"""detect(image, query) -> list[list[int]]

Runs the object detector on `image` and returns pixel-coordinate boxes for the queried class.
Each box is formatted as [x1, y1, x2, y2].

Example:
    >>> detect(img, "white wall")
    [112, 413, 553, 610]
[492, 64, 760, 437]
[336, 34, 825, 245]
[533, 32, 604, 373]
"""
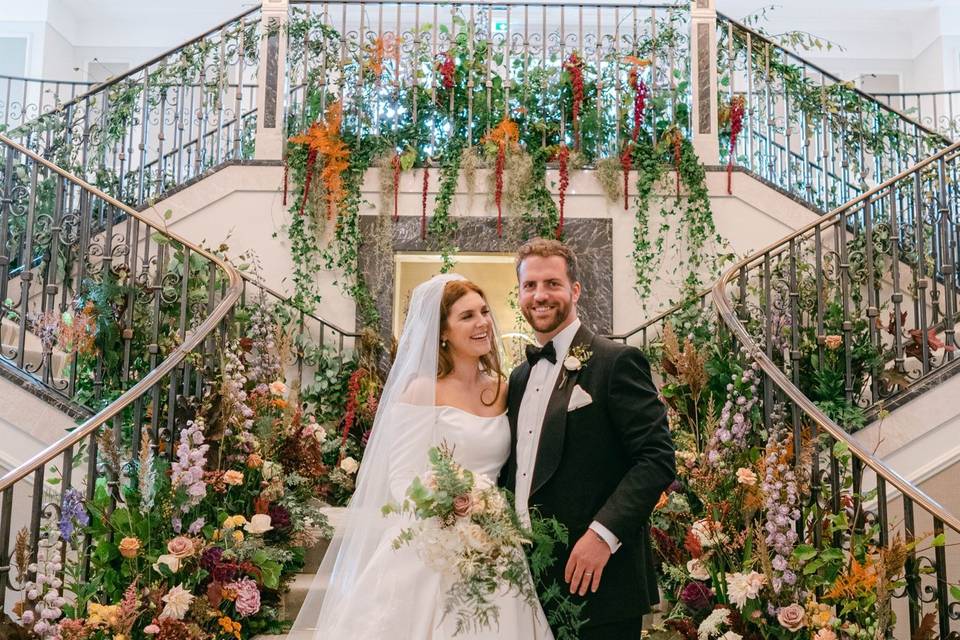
[145, 163, 823, 340]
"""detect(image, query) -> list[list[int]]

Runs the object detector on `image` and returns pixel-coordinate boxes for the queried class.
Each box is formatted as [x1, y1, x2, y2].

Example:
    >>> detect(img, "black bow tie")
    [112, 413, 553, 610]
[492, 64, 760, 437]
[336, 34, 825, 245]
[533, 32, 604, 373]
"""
[525, 341, 557, 367]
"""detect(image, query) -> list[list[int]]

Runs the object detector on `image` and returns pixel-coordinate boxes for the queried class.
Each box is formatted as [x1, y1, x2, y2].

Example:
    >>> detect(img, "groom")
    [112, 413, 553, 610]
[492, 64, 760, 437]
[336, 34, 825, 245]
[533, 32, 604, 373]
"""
[503, 238, 676, 640]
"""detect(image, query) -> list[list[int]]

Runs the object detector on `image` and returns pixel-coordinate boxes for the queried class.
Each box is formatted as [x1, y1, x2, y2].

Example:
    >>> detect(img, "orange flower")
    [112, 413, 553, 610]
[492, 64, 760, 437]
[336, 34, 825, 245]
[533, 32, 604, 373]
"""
[655, 491, 670, 510]
[288, 102, 350, 219]
[624, 55, 652, 68]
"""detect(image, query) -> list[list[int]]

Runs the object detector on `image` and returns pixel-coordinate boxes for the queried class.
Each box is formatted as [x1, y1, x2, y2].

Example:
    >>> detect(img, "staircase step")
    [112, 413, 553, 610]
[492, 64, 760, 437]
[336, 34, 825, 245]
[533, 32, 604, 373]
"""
[281, 572, 327, 622]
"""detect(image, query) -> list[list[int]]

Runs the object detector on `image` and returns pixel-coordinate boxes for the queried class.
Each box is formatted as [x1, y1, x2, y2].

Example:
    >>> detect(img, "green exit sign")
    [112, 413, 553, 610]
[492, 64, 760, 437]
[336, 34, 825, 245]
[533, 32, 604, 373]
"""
[493, 21, 508, 33]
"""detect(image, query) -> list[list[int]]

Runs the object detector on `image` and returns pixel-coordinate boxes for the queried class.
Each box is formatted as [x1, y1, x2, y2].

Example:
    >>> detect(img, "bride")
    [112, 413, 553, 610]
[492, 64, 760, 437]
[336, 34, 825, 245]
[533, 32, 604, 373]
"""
[290, 274, 554, 639]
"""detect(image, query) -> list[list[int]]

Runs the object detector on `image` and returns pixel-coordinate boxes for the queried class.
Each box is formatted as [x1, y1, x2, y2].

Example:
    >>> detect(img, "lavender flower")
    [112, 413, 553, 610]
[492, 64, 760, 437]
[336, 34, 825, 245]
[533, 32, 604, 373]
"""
[58, 489, 89, 543]
[761, 426, 801, 594]
[706, 359, 761, 466]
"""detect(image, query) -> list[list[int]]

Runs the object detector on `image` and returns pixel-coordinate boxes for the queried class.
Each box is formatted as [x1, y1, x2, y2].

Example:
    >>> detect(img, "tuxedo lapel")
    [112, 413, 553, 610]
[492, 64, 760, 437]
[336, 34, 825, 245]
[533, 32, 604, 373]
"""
[508, 361, 532, 445]
[530, 325, 595, 497]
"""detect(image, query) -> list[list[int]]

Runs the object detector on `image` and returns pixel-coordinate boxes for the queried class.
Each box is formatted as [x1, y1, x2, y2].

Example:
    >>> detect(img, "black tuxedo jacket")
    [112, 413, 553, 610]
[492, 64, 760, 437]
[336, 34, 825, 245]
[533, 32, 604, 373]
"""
[502, 325, 675, 629]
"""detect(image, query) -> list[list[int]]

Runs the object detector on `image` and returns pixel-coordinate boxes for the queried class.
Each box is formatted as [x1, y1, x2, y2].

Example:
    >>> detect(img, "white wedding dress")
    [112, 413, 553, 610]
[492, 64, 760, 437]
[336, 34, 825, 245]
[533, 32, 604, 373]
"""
[315, 404, 554, 639]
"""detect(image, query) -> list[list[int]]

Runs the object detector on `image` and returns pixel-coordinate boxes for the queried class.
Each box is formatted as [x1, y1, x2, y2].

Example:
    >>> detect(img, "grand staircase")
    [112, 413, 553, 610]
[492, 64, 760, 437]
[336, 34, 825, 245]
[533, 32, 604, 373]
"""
[2, 1, 960, 638]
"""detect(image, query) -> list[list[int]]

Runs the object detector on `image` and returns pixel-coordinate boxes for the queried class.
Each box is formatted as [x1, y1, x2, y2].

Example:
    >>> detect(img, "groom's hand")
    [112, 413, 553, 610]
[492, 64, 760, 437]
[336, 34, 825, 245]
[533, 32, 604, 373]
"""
[564, 531, 612, 596]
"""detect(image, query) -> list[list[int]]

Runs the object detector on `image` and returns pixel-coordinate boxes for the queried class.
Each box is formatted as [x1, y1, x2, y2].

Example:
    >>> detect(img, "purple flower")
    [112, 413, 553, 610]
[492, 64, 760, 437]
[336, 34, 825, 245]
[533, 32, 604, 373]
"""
[680, 581, 713, 611]
[200, 546, 224, 572]
[58, 488, 89, 543]
[268, 504, 291, 532]
[188, 517, 206, 534]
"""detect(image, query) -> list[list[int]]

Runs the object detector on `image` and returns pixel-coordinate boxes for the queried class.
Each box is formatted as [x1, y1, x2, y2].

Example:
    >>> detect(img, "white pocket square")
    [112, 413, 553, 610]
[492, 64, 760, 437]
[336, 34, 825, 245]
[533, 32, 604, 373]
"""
[567, 385, 593, 411]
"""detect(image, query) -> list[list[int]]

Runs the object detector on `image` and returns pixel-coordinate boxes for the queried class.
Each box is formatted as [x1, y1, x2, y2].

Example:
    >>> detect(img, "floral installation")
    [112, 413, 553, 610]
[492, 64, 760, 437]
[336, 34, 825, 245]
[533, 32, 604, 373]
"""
[9, 302, 332, 640]
[645, 312, 947, 640]
[383, 445, 585, 639]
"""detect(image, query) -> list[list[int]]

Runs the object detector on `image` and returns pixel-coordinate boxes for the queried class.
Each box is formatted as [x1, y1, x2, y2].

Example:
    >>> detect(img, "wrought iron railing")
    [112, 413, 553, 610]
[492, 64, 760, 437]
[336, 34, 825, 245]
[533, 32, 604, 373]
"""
[0, 75, 94, 132]
[7, 6, 262, 210]
[874, 90, 960, 143]
[0, 131, 244, 607]
[713, 140, 960, 639]
[716, 13, 948, 213]
[0, 131, 359, 414]
[286, 0, 692, 157]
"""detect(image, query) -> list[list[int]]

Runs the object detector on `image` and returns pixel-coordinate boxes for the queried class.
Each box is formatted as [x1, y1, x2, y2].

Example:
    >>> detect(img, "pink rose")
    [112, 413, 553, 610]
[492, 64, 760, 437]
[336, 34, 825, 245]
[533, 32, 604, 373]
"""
[453, 494, 473, 518]
[735, 467, 758, 486]
[777, 603, 807, 631]
[167, 536, 195, 559]
[813, 629, 837, 640]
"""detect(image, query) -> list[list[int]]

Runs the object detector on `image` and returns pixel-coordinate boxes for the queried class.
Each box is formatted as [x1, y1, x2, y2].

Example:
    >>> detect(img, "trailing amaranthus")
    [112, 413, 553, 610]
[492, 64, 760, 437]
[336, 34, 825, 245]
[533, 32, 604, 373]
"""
[727, 95, 745, 195]
[620, 145, 633, 211]
[556, 144, 570, 239]
[564, 52, 585, 149]
[288, 101, 350, 219]
[625, 56, 651, 143]
[483, 117, 520, 237]
[340, 368, 367, 462]
[438, 50, 456, 91]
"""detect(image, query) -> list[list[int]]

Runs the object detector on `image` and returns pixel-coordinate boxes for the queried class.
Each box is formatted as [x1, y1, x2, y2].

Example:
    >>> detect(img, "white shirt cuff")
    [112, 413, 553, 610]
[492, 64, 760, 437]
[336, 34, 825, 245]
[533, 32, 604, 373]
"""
[589, 521, 621, 553]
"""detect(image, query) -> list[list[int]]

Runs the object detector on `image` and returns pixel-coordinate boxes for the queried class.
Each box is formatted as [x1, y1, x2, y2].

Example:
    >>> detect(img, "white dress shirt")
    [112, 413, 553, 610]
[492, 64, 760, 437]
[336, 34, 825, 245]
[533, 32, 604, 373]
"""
[514, 317, 621, 553]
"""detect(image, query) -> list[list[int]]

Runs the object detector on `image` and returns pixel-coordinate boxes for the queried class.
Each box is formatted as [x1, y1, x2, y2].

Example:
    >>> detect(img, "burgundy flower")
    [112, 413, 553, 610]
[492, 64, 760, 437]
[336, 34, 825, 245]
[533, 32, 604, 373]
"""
[679, 581, 714, 611]
[200, 546, 223, 572]
[268, 504, 292, 532]
[212, 561, 239, 583]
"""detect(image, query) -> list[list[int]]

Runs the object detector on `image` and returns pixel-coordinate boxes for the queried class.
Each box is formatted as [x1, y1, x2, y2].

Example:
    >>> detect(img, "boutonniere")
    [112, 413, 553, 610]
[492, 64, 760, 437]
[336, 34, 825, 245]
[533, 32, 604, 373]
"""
[559, 345, 592, 389]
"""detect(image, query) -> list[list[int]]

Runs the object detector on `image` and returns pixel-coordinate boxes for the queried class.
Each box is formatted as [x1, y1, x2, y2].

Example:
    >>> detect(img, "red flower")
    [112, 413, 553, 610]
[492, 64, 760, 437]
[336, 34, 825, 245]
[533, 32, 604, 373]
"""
[727, 96, 745, 194]
[555, 144, 570, 239]
[564, 52, 585, 148]
[620, 144, 633, 211]
[421, 165, 429, 240]
[391, 152, 401, 221]
[437, 50, 455, 91]
[683, 527, 703, 559]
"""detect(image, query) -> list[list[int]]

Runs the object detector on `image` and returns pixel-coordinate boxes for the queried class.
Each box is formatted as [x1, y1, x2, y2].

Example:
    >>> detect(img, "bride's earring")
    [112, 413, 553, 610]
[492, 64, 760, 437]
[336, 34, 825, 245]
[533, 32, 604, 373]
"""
[441, 338, 448, 348]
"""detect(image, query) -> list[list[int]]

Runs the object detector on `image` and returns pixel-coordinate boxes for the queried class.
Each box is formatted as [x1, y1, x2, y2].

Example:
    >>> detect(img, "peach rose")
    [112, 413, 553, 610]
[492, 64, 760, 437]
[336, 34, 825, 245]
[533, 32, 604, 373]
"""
[824, 335, 842, 350]
[167, 536, 195, 559]
[735, 467, 758, 486]
[246, 453, 263, 469]
[453, 494, 473, 518]
[118, 537, 141, 559]
[777, 603, 807, 631]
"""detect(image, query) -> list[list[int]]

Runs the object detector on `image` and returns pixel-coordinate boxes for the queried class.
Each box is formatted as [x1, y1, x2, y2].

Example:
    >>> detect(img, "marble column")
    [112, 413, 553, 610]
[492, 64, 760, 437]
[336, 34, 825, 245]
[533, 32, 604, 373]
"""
[690, 0, 720, 165]
[254, 0, 289, 160]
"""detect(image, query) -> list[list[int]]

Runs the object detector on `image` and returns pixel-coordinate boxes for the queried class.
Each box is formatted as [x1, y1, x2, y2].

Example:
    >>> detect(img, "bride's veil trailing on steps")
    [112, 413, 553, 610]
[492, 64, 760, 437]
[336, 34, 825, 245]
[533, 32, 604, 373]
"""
[289, 272, 472, 637]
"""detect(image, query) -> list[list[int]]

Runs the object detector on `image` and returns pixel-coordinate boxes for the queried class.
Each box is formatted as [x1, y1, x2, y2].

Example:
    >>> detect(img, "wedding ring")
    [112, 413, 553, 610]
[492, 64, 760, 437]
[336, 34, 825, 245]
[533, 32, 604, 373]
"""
[584, 571, 593, 576]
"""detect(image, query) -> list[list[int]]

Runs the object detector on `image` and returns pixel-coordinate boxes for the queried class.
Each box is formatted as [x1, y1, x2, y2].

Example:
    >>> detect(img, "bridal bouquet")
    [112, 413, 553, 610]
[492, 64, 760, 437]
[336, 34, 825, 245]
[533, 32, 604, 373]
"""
[382, 445, 577, 636]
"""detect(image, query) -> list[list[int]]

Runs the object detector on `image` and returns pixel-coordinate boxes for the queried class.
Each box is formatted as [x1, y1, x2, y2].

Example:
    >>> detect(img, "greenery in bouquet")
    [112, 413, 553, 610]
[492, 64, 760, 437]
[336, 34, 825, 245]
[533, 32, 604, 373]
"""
[11, 301, 331, 640]
[383, 445, 585, 639]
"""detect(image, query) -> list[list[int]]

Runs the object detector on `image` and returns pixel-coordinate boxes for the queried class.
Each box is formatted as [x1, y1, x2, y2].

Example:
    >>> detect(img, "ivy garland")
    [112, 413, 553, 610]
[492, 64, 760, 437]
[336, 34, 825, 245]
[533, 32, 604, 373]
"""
[428, 137, 466, 273]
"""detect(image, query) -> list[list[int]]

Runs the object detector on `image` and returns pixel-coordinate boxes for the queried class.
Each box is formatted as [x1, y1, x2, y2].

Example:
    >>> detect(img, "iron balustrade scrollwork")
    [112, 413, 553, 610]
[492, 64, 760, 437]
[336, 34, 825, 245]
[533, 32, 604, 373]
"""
[716, 13, 951, 214]
[0, 75, 94, 133]
[0, 131, 244, 609]
[5, 6, 263, 212]
[285, 0, 692, 160]
[874, 90, 960, 143]
[713, 139, 960, 640]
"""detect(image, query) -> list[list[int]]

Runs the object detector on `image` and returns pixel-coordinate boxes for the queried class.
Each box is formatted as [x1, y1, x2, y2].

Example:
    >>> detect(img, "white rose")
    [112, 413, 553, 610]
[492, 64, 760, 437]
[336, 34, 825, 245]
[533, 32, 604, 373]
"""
[153, 554, 181, 574]
[340, 457, 359, 474]
[244, 513, 274, 535]
[687, 558, 711, 581]
[563, 355, 582, 371]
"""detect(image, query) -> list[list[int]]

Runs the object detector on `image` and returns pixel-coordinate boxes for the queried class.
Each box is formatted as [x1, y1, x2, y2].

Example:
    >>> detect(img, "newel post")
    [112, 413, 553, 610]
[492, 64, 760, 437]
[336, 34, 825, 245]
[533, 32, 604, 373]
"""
[254, 0, 290, 160]
[690, 0, 720, 164]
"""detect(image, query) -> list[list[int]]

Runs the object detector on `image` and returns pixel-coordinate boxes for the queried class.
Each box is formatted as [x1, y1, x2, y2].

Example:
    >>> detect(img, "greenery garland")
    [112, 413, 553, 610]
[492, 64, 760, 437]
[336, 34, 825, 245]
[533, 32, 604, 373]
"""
[428, 138, 465, 273]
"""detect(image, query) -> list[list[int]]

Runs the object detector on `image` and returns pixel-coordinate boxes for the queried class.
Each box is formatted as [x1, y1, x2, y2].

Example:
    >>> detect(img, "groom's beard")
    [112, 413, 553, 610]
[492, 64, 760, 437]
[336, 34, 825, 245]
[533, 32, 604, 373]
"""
[521, 298, 572, 335]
